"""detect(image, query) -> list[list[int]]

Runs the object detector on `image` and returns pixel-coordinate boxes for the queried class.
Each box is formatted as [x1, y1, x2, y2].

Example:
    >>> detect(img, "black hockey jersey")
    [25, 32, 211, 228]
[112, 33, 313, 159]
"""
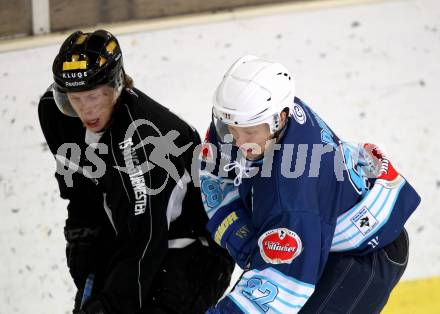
[38, 87, 222, 313]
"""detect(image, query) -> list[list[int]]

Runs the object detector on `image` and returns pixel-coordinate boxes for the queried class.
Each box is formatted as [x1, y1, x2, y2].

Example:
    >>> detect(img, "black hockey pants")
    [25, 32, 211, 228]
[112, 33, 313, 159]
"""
[300, 228, 409, 314]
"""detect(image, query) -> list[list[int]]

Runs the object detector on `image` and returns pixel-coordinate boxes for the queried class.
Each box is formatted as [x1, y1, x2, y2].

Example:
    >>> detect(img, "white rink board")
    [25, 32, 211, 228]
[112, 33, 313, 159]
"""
[1, 0, 439, 312]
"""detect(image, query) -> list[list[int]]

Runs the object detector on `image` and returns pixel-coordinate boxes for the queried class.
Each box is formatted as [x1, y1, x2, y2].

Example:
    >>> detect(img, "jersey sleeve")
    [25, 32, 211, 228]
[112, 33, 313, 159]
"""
[199, 124, 240, 218]
[38, 91, 115, 289]
[330, 175, 420, 254]
[38, 90, 105, 228]
[331, 142, 421, 254]
[199, 124, 260, 267]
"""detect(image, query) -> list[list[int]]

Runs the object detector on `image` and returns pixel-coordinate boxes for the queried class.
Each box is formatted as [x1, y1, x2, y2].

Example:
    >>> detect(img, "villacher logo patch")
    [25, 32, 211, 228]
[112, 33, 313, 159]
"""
[258, 228, 302, 264]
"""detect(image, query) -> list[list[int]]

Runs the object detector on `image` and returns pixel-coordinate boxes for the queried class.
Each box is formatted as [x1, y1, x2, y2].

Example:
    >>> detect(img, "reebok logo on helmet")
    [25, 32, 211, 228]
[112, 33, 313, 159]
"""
[65, 81, 86, 87]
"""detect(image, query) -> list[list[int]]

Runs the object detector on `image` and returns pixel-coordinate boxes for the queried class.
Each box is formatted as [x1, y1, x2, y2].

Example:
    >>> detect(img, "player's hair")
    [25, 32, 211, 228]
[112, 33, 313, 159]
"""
[124, 73, 134, 90]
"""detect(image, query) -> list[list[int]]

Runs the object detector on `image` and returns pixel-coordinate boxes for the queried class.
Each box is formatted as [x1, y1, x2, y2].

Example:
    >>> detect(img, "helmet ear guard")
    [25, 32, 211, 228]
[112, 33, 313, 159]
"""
[212, 55, 295, 140]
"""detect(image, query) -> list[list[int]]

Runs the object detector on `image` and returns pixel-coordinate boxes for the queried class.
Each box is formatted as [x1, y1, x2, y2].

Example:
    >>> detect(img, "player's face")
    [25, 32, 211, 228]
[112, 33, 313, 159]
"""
[226, 112, 288, 160]
[68, 85, 117, 132]
[227, 123, 272, 160]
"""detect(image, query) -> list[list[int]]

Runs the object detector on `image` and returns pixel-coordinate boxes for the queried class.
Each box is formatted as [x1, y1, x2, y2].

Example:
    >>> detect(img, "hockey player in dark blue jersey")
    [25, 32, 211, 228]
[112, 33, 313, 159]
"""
[199, 55, 421, 313]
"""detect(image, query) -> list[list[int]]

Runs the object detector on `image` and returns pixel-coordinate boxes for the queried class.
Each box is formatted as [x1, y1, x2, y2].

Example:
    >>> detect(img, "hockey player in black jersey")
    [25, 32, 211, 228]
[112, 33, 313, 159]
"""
[38, 29, 233, 314]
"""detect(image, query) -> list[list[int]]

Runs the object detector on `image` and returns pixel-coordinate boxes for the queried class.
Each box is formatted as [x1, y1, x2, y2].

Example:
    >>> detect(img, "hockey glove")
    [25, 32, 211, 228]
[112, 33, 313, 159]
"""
[206, 201, 255, 268]
[65, 226, 101, 288]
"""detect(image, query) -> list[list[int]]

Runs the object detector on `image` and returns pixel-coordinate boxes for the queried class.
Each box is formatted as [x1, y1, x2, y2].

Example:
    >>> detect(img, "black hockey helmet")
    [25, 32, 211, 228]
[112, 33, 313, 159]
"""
[52, 29, 124, 116]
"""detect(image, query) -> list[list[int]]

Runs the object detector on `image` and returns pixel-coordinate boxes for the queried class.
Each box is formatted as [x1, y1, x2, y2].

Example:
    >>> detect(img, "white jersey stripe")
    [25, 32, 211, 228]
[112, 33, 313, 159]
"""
[229, 267, 315, 313]
[331, 178, 406, 251]
[125, 104, 153, 309]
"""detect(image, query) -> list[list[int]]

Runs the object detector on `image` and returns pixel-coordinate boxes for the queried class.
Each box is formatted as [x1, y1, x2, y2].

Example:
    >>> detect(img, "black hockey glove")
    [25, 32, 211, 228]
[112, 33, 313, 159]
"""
[65, 226, 101, 288]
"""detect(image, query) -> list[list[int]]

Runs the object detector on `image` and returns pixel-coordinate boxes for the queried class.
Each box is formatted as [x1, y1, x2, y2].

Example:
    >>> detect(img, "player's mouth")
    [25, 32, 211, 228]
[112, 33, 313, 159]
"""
[239, 145, 262, 160]
[85, 118, 100, 129]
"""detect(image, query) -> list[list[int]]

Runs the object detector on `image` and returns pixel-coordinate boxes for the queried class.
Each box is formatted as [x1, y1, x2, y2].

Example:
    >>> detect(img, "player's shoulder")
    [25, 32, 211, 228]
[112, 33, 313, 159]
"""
[37, 85, 73, 130]
[281, 101, 315, 146]
[121, 87, 170, 117]
[119, 87, 196, 142]
[38, 86, 56, 114]
[283, 97, 338, 147]
[39, 86, 55, 101]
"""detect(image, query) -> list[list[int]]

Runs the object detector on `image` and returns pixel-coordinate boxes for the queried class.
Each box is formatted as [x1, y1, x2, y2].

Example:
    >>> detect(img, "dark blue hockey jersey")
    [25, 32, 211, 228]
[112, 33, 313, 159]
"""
[199, 98, 421, 313]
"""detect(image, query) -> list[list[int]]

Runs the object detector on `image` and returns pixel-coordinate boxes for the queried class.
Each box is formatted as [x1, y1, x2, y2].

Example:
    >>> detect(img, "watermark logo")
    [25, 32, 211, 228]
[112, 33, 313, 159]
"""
[54, 119, 383, 196]
[55, 119, 192, 197]
[115, 119, 191, 196]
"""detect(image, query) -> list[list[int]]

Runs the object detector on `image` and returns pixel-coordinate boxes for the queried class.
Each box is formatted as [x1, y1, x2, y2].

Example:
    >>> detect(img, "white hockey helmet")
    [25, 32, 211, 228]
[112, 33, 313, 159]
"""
[212, 55, 295, 141]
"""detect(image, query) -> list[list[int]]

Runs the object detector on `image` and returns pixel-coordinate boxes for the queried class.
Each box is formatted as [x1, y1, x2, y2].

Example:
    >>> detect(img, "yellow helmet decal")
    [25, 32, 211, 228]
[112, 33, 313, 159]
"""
[75, 34, 88, 45]
[99, 56, 107, 67]
[106, 40, 117, 54]
[62, 60, 87, 71]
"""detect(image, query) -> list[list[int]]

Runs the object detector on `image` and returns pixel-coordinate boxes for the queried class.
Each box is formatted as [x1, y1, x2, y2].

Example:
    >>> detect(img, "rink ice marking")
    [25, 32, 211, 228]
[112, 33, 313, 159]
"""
[0, 0, 396, 53]
[382, 276, 440, 313]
